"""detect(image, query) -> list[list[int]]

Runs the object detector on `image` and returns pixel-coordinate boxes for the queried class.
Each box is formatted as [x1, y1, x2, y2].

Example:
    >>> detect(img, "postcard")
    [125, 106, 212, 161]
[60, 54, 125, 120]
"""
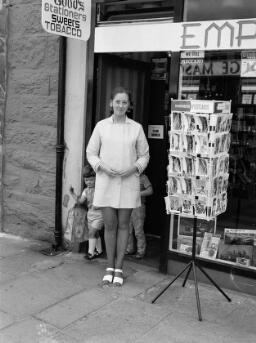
[169, 196, 182, 212]
[171, 112, 182, 131]
[196, 158, 208, 176]
[169, 155, 182, 174]
[194, 197, 207, 216]
[194, 177, 209, 196]
[169, 132, 182, 152]
[183, 112, 196, 132]
[182, 197, 194, 215]
[183, 134, 195, 154]
[183, 156, 195, 175]
[195, 134, 209, 155]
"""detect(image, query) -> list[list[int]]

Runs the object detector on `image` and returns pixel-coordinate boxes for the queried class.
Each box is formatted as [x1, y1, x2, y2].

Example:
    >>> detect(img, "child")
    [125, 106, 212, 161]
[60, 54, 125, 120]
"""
[126, 173, 153, 259]
[70, 165, 104, 260]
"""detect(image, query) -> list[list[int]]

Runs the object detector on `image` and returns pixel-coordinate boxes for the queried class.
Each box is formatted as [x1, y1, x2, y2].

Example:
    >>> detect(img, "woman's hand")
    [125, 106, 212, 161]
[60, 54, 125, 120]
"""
[119, 166, 138, 178]
[99, 162, 119, 176]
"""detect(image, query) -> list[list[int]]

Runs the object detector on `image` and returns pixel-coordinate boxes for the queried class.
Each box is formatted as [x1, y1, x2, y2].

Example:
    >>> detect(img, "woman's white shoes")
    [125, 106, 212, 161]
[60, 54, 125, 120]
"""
[102, 268, 114, 285]
[113, 269, 123, 286]
[102, 268, 123, 286]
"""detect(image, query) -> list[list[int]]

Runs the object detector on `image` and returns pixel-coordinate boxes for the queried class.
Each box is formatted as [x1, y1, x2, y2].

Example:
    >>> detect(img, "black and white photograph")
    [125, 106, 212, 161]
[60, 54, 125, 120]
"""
[1, 1, 256, 342]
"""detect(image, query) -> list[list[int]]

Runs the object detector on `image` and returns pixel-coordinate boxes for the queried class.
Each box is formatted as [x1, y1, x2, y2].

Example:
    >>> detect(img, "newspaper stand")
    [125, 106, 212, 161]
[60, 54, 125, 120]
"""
[151, 99, 233, 320]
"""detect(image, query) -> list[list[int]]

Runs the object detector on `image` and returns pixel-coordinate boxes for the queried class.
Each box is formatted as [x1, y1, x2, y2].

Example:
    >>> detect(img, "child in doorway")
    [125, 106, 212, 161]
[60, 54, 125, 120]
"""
[70, 165, 104, 260]
[126, 173, 153, 259]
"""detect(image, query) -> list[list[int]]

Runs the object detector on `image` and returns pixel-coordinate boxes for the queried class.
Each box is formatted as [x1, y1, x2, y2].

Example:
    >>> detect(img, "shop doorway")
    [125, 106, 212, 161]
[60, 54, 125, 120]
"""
[93, 52, 171, 265]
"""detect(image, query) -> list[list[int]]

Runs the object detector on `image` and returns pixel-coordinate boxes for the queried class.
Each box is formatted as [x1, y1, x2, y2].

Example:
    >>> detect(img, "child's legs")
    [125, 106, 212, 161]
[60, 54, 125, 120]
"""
[133, 206, 146, 255]
[88, 219, 103, 254]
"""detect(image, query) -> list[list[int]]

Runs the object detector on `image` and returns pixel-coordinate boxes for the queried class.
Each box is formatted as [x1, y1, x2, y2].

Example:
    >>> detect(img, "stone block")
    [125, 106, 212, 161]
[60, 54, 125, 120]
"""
[4, 192, 55, 231]
[6, 148, 56, 173]
[9, 3, 45, 37]
[5, 95, 58, 127]
[8, 35, 59, 69]
[5, 122, 56, 149]
[4, 165, 56, 197]
[7, 69, 52, 96]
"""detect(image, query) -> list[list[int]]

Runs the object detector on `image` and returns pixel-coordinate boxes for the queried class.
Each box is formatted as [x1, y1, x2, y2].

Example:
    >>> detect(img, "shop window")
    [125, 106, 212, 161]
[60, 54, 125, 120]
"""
[96, 0, 174, 24]
[184, 0, 256, 21]
[168, 50, 256, 271]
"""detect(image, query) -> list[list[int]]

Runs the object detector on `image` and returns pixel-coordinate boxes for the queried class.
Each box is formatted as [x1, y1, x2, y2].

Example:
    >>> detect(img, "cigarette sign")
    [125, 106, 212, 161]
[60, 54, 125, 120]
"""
[41, 0, 91, 41]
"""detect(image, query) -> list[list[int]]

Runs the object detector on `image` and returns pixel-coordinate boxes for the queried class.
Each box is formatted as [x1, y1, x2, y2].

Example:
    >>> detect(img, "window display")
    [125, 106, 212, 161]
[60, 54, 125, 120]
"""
[168, 50, 256, 271]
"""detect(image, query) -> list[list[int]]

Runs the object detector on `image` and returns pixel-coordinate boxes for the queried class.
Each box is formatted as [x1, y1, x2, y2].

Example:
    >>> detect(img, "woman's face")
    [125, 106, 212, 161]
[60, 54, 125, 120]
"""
[111, 92, 129, 116]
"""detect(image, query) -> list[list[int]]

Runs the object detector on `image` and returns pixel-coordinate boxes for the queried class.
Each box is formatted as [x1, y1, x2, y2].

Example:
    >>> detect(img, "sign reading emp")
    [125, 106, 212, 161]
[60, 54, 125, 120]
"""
[41, 0, 91, 41]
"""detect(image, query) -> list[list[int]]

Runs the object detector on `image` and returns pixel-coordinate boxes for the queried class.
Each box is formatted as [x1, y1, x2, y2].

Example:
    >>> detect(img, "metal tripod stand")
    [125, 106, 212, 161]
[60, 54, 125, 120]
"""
[151, 216, 231, 321]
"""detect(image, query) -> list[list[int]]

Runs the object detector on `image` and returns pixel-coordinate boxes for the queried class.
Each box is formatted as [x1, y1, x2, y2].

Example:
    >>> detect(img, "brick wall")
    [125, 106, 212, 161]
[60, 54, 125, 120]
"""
[2, 0, 60, 241]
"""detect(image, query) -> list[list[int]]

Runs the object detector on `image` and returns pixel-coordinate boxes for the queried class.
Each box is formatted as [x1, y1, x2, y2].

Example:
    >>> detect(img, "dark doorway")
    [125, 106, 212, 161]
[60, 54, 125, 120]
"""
[93, 52, 171, 266]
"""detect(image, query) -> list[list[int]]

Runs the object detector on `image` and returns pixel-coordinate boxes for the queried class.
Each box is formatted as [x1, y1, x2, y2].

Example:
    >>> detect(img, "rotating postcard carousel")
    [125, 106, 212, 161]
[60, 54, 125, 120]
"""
[165, 99, 232, 220]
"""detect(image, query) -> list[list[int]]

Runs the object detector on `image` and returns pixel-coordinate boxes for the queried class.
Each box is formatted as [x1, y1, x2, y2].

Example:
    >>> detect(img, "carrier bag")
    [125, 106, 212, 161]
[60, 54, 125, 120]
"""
[63, 204, 88, 251]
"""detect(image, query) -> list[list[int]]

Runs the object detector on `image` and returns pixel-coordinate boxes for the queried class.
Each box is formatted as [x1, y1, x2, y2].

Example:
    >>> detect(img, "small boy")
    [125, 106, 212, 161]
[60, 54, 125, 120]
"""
[126, 173, 153, 259]
[70, 165, 104, 260]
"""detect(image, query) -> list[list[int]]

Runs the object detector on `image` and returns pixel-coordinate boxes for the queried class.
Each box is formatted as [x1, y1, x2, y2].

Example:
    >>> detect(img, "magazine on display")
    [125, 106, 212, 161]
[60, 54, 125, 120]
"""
[178, 217, 215, 237]
[200, 233, 221, 259]
[166, 99, 232, 221]
[218, 242, 253, 264]
[224, 229, 256, 245]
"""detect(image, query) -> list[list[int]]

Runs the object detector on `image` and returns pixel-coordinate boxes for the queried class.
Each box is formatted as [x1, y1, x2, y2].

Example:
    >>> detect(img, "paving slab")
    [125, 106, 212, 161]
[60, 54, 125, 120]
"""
[62, 298, 171, 343]
[0, 317, 59, 343]
[0, 310, 14, 330]
[134, 311, 256, 343]
[36, 288, 115, 329]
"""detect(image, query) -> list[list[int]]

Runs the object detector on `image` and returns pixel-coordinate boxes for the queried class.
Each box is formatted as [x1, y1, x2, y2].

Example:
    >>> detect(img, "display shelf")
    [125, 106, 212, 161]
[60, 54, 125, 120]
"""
[168, 248, 256, 271]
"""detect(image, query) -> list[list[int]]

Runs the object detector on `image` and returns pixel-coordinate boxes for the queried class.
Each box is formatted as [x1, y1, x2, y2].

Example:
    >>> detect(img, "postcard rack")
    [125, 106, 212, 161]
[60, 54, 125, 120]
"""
[152, 99, 233, 320]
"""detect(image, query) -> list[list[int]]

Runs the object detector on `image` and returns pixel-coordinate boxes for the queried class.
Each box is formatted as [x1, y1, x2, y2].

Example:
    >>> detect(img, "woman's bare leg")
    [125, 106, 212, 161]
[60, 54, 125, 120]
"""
[102, 207, 118, 268]
[115, 208, 132, 270]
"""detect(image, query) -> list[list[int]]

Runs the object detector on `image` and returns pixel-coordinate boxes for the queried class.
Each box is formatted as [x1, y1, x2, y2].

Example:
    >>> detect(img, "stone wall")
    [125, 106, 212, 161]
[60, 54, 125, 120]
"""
[0, 1, 8, 231]
[2, 0, 59, 241]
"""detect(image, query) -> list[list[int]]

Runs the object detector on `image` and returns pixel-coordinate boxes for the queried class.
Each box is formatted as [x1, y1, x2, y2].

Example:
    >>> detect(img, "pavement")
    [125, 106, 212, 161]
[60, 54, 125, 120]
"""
[0, 233, 256, 343]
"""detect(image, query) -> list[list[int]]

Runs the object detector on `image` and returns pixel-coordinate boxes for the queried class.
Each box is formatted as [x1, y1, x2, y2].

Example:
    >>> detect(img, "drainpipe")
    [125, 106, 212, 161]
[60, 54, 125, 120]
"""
[42, 36, 66, 255]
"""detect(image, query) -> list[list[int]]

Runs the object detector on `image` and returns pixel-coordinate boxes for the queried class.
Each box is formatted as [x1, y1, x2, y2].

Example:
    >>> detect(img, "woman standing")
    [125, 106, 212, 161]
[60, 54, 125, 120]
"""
[86, 87, 149, 286]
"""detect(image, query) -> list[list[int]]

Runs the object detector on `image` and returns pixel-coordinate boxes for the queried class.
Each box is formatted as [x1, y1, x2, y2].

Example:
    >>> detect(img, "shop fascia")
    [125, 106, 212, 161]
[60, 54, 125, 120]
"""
[94, 18, 256, 53]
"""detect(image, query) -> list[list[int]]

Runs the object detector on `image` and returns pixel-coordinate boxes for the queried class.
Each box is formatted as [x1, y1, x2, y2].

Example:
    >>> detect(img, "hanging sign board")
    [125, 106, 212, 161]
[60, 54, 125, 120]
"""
[95, 18, 256, 53]
[41, 0, 91, 41]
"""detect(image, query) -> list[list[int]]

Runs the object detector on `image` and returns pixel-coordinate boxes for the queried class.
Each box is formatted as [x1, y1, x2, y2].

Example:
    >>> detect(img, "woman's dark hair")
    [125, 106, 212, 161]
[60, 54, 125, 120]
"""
[82, 164, 95, 178]
[109, 86, 134, 118]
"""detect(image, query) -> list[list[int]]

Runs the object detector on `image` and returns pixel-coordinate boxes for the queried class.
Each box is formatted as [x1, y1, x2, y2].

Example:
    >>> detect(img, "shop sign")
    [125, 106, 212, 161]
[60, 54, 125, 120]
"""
[181, 60, 241, 76]
[95, 18, 256, 53]
[180, 51, 205, 59]
[41, 0, 91, 41]
[148, 125, 164, 139]
[171, 100, 231, 114]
